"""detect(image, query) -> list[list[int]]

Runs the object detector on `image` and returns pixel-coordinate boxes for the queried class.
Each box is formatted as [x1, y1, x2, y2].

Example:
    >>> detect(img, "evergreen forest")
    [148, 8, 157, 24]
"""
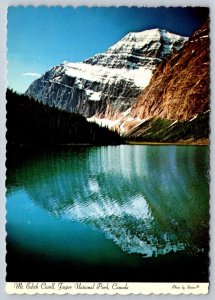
[6, 89, 123, 146]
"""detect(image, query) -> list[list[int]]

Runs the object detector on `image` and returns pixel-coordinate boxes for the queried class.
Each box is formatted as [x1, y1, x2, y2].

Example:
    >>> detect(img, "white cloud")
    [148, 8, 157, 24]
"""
[22, 72, 41, 77]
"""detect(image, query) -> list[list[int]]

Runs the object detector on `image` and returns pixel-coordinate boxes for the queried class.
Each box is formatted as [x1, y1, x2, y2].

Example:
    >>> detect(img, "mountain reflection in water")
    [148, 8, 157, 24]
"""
[7, 145, 209, 262]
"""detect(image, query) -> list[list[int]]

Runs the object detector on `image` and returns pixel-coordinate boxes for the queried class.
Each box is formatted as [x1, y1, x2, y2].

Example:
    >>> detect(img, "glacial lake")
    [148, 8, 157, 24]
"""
[6, 145, 209, 282]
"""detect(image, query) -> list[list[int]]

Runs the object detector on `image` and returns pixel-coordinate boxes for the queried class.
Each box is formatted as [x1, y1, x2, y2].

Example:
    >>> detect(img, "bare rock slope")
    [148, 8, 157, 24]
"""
[124, 21, 210, 143]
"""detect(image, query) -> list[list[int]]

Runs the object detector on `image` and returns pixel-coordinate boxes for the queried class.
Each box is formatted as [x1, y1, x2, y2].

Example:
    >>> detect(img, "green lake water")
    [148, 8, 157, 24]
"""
[6, 145, 209, 282]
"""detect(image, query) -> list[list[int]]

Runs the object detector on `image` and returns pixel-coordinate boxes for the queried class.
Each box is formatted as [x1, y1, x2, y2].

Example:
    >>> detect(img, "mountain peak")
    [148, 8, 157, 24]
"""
[106, 28, 188, 61]
[26, 27, 187, 119]
[118, 28, 187, 42]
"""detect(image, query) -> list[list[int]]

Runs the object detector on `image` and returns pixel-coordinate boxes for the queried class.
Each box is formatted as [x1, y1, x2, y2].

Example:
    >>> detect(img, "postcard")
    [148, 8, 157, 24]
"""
[5, 5, 210, 294]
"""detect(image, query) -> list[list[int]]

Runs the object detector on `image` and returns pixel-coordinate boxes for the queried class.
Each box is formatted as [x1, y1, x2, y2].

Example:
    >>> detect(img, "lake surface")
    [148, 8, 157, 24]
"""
[6, 145, 209, 282]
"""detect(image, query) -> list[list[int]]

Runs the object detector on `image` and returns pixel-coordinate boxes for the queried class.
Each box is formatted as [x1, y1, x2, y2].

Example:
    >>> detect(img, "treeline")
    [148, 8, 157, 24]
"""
[125, 112, 209, 143]
[6, 89, 123, 145]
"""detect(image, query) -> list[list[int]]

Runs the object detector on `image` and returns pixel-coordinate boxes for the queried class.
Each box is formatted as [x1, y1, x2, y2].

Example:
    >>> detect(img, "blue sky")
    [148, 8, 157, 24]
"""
[7, 6, 209, 93]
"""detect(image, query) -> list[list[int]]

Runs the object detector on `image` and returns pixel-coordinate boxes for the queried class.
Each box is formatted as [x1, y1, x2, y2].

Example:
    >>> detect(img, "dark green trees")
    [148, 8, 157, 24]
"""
[6, 89, 123, 145]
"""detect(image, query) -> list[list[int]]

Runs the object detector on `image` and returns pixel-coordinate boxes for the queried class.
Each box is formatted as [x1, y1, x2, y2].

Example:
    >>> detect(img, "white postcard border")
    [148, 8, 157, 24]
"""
[5, 282, 209, 295]
[1, 0, 215, 298]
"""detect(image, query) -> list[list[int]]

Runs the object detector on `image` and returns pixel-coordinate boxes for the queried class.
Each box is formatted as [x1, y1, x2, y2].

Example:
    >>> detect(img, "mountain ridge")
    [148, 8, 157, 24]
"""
[26, 28, 188, 119]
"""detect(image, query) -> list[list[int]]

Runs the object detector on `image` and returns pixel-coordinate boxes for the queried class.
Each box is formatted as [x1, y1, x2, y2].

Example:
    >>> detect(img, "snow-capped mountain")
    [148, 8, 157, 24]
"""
[26, 29, 188, 119]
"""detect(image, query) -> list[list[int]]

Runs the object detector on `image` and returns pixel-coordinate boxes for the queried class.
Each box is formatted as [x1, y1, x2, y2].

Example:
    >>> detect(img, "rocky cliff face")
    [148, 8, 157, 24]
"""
[26, 29, 187, 119]
[121, 21, 210, 142]
[130, 21, 210, 122]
